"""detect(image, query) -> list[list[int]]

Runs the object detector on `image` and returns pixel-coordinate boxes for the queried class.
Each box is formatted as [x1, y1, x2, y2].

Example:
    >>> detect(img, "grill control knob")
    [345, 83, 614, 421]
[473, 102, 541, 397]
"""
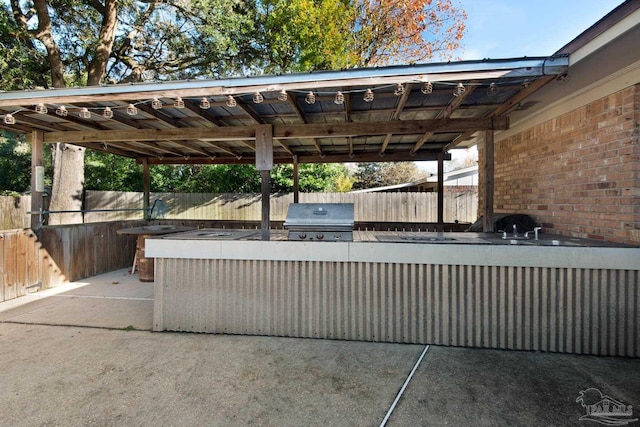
[299, 233, 307, 239]
[316, 233, 324, 240]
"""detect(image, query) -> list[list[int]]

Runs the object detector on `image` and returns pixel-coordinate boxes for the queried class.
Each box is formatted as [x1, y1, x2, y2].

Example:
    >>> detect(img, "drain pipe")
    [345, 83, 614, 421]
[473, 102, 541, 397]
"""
[379, 345, 430, 427]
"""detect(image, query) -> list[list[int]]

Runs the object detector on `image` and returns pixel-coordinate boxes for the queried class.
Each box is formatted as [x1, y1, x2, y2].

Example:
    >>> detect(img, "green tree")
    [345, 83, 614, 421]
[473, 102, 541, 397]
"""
[0, 8, 49, 89]
[353, 162, 422, 189]
[85, 152, 142, 191]
[257, 0, 356, 73]
[0, 133, 32, 193]
[0, 0, 466, 216]
[270, 163, 351, 192]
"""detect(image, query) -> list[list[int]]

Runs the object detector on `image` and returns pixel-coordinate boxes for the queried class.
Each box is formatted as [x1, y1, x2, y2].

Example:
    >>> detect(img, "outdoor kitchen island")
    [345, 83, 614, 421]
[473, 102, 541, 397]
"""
[146, 229, 640, 358]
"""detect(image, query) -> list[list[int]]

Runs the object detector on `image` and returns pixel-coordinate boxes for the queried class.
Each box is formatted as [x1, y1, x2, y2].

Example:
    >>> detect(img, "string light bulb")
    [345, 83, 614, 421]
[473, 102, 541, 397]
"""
[226, 95, 237, 107]
[126, 104, 138, 115]
[56, 106, 68, 117]
[305, 91, 316, 105]
[334, 91, 345, 105]
[35, 104, 48, 114]
[394, 83, 405, 96]
[151, 98, 163, 109]
[79, 107, 91, 119]
[103, 107, 114, 119]
[253, 92, 264, 104]
[199, 97, 211, 109]
[277, 90, 288, 101]
[453, 83, 465, 97]
[421, 81, 433, 94]
[3, 113, 15, 125]
[173, 97, 185, 108]
[487, 82, 497, 96]
[363, 88, 374, 102]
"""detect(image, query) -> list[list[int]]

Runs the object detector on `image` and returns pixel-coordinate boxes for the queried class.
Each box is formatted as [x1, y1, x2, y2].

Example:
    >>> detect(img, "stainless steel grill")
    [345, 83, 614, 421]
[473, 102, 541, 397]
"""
[284, 203, 354, 241]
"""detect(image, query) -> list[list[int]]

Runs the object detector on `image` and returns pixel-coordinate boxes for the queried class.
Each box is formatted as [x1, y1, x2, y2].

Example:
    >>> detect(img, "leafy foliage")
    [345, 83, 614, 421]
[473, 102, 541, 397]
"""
[352, 162, 423, 189]
[84, 157, 351, 193]
[0, 132, 52, 193]
[0, 133, 31, 193]
[1, 0, 466, 87]
[0, 6, 50, 89]
[85, 152, 143, 191]
[257, 0, 356, 73]
[0, 0, 465, 201]
[352, 0, 467, 66]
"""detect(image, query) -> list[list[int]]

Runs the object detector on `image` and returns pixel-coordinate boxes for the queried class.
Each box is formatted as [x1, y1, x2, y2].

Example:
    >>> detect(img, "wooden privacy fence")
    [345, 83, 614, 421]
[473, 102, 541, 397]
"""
[0, 196, 30, 230]
[0, 229, 63, 303]
[0, 222, 141, 303]
[83, 191, 478, 223]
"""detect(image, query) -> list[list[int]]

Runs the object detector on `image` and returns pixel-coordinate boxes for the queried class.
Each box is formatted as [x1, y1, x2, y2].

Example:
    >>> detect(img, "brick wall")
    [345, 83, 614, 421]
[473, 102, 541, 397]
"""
[479, 84, 640, 245]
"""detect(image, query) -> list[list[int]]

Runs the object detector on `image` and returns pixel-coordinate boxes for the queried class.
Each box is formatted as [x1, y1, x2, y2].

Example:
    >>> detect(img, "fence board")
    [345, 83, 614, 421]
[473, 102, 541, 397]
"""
[0, 196, 30, 229]
[2, 191, 478, 227]
[83, 190, 477, 224]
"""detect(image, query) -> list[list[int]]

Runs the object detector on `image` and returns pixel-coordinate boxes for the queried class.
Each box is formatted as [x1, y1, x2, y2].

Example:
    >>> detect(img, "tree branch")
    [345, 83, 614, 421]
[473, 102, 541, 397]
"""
[87, 0, 118, 85]
[32, 0, 65, 87]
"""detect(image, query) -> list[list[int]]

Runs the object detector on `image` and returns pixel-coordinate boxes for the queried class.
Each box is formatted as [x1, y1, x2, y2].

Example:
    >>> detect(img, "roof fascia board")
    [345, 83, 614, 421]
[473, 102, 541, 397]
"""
[0, 57, 568, 107]
[570, 8, 640, 65]
[496, 58, 640, 143]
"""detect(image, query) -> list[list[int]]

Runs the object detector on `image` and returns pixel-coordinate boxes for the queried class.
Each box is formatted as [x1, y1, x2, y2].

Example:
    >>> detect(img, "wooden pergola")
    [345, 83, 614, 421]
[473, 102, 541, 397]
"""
[0, 57, 569, 236]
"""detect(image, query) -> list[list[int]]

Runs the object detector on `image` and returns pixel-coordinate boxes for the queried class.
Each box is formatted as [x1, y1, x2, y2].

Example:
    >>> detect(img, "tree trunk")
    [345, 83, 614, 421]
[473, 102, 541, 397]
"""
[31, 0, 118, 225]
[48, 143, 85, 225]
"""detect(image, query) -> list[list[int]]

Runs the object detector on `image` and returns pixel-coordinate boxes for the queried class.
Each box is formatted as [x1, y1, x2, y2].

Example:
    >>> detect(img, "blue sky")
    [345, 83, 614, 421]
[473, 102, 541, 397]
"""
[416, 0, 625, 173]
[455, 0, 625, 60]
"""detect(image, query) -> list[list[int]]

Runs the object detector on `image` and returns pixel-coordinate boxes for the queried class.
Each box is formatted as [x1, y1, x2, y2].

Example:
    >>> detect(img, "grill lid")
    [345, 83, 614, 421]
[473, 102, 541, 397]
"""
[284, 203, 354, 229]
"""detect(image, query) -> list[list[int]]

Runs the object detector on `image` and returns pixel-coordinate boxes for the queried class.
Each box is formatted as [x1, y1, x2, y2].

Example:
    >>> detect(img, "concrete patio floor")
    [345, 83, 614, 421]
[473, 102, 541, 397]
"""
[1, 269, 638, 426]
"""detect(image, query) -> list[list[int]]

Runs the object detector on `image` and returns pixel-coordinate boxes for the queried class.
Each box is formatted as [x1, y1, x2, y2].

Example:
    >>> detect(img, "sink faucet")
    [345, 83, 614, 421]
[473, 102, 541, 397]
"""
[524, 226, 542, 240]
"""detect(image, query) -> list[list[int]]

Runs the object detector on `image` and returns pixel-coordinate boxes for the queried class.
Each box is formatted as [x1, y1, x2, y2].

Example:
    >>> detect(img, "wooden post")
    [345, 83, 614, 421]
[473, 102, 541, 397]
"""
[261, 170, 270, 240]
[256, 125, 273, 240]
[142, 158, 150, 220]
[293, 155, 299, 204]
[30, 131, 44, 230]
[437, 152, 444, 232]
[483, 130, 495, 232]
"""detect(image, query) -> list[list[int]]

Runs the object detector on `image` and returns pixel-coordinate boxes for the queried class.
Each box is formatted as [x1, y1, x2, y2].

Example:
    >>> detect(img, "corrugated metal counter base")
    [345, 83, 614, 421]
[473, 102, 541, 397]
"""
[154, 258, 640, 357]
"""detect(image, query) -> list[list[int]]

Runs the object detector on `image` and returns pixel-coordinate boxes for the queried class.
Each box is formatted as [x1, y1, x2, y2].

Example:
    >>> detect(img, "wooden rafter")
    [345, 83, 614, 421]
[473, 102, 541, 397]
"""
[79, 141, 157, 158]
[441, 76, 555, 151]
[492, 75, 555, 116]
[136, 103, 183, 128]
[287, 91, 323, 156]
[410, 82, 477, 155]
[6, 114, 65, 132]
[380, 83, 413, 155]
[182, 99, 226, 127]
[142, 141, 186, 157]
[173, 141, 218, 157]
[276, 139, 295, 157]
[200, 141, 243, 159]
[233, 97, 262, 124]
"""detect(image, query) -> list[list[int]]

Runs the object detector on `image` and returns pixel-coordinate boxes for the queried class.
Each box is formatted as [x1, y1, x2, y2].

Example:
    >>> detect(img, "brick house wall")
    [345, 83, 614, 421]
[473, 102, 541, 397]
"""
[478, 84, 640, 245]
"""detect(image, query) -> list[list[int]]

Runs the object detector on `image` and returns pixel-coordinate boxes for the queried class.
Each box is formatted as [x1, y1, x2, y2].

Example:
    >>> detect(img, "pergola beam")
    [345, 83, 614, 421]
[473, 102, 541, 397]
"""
[42, 118, 508, 144]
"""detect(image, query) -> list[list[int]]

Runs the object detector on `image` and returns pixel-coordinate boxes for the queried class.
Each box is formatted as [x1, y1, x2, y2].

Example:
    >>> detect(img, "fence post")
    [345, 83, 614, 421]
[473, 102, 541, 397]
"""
[30, 131, 45, 231]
